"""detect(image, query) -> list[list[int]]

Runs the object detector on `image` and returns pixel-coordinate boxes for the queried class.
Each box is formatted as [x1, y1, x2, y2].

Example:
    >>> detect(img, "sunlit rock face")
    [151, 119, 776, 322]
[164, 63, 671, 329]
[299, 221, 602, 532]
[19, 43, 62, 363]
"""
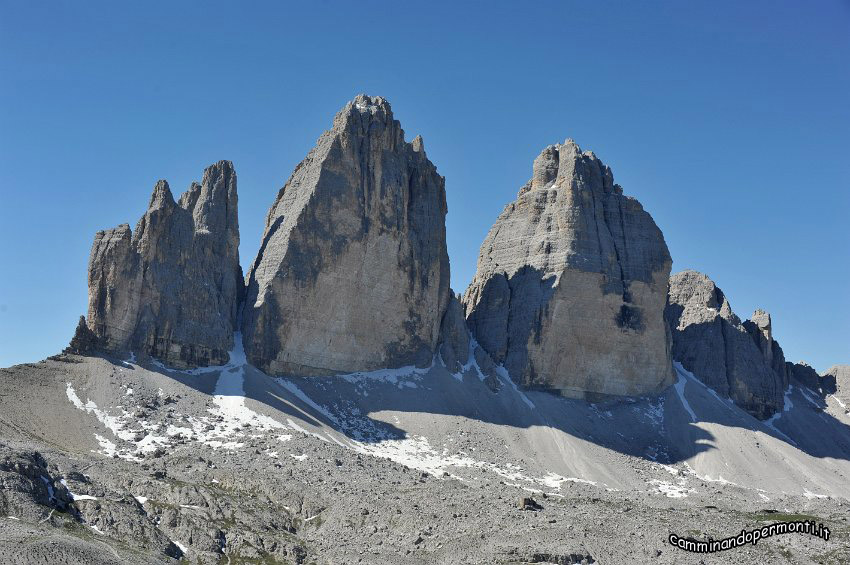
[242, 95, 451, 376]
[464, 140, 674, 399]
[86, 161, 242, 367]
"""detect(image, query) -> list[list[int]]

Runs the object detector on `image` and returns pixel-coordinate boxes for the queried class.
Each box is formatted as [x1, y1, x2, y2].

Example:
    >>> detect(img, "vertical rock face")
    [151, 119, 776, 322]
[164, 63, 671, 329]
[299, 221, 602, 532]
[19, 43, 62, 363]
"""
[86, 161, 242, 367]
[242, 95, 450, 376]
[666, 270, 784, 419]
[743, 309, 789, 390]
[438, 293, 470, 374]
[463, 140, 674, 399]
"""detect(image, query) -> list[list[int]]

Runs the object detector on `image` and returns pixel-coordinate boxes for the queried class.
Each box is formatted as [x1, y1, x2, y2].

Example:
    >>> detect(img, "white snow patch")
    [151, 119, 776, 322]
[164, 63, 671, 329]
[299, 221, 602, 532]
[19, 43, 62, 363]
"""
[336, 361, 431, 391]
[277, 379, 340, 425]
[831, 395, 847, 409]
[672, 363, 697, 422]
[173, 540, 188, 553]
[94, 434, 117, 457]
[6, 516, 19, 520]
[134, 496, 148, 504]
[60, 479, 98, 501]
[764, 386, 797, 445]
[683, 463, 736, 485]
[496, 365, 535, 409]
[540, 472, 597, 488]
[290, 454, 309, 461]
[89, 524, 105, 535]
[799, 386, 822, 408]
[650, 479, 692, 498]
[803, 489, 828, 499]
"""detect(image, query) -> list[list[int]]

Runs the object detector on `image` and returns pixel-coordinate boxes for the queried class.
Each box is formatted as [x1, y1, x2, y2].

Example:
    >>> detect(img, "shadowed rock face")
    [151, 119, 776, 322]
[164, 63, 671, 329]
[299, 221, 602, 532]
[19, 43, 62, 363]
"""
[242, 95, 451, 376]
[825, 364, 849, 401]
[86, 161, 242, 368]
[666, 270, 785, 419]
[463, 140, 674, 399]
[742, 309, 790, 391]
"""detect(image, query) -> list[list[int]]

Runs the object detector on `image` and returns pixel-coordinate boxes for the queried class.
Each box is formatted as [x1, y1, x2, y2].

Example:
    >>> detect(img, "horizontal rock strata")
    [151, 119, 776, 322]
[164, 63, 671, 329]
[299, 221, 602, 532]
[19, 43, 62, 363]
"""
[463, 140, 674, 399]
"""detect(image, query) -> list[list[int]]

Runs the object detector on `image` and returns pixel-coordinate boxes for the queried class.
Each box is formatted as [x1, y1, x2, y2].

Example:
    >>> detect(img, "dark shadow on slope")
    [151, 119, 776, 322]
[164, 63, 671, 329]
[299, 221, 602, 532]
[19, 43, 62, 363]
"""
[41, 345, 850, 468]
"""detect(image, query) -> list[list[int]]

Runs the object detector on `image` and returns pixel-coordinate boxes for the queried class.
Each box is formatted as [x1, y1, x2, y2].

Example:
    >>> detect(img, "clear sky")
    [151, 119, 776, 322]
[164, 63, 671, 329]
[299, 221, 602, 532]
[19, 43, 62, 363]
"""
[1, 1, 848, 371]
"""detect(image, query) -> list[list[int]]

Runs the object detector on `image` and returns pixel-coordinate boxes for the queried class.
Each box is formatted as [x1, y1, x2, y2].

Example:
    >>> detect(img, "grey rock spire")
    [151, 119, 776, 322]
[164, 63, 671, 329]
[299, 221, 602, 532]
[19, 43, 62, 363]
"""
[242, 95, 451, 376]
[86, 161, 242, 367]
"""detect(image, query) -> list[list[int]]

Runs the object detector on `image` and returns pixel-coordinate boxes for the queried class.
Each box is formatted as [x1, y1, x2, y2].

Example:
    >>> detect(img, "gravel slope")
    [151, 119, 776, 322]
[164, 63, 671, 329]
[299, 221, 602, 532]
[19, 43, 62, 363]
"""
[0, 348, 848, 564]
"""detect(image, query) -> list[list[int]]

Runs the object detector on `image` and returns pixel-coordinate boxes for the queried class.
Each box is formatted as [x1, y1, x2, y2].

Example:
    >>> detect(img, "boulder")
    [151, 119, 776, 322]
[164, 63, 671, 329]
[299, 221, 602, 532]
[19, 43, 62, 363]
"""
[666, 270, 784, 419]
[463, 140, 674, 399]
[242, 95, 450, 376]
[86, 161, 242, 367]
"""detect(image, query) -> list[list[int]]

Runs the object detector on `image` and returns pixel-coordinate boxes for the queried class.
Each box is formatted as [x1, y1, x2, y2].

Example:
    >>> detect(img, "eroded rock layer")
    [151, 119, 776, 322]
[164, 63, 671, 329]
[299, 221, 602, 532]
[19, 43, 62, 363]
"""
[242, 95, 450, 376]
[463, 140, 674, 399]
[86, 161, 242, 367]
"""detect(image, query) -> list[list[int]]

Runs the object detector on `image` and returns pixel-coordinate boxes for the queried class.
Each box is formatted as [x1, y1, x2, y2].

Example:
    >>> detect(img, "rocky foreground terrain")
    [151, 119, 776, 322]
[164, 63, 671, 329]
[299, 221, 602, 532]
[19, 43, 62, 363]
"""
[2, 94, 848, 563]
[1, 347, 849, 564]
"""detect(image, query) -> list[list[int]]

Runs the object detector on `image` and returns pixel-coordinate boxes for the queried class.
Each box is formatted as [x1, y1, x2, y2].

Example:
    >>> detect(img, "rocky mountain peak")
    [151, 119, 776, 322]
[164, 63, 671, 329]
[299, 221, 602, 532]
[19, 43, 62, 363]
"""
[85, 162, 242, 368]
[147, 179, 175, 210]
[242, 95, 450, 376]
[465, 139, 673, 399]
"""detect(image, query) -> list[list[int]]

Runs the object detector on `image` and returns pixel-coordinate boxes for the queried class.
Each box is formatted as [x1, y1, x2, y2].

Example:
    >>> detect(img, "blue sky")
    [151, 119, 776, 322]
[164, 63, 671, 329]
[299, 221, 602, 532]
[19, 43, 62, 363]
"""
[1, 1, 848, 371]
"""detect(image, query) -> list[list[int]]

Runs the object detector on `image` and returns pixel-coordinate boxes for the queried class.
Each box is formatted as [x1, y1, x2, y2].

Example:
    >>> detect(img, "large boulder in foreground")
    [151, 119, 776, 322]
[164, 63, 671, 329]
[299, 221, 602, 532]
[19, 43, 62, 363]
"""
[242, 95, 451, 376]
[86, 161, 242, 367]
[666, 270, 784, 418]
[462, 140, 674, 399]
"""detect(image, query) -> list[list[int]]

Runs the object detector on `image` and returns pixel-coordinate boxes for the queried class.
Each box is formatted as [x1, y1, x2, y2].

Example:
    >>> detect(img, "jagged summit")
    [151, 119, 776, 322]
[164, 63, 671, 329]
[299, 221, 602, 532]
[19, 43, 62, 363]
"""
[85, 160, 242, 368]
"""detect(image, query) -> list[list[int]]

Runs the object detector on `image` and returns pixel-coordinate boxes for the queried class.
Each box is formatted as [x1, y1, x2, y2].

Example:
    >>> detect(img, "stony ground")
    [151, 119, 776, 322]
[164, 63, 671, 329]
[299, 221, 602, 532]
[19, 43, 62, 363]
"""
[1, 349, 848, 564]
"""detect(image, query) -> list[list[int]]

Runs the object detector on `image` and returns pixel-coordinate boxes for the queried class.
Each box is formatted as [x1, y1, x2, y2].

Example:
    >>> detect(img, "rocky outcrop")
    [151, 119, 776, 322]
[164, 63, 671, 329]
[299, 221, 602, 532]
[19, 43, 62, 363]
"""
[666, 270, 785, 419]
[463, 140, 674, 399]
[787, 361, 821, 391]
[742, 309, 789, 390]
[86, 161, 242, 367]
[824, 364, 849, 401]
[65, 316, 99, 355]
[242, 95, 450, 376]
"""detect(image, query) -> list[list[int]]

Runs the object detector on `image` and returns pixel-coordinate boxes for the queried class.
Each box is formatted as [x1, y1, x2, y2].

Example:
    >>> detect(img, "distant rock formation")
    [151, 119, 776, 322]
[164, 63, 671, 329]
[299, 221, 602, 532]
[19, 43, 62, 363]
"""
[242, 95, 451, 376]
[86, 161, 242, 367]
[666, 270, 785, 418]
[742, 309, 790, 391]
[824, 365, 849, 404]
[463, 140, 674, 399]
[786, 361, 820, 391]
